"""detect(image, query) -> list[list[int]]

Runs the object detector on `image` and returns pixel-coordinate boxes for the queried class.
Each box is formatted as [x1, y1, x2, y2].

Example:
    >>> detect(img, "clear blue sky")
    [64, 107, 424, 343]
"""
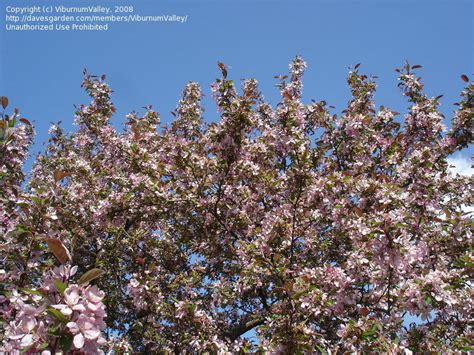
[1, 0, 472, 160]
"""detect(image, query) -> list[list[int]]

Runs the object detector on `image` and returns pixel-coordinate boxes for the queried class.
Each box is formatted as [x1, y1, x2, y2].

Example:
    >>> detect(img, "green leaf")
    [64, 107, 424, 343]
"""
[47, 307, 69, 323]
[55, 280, 67, 295]
[31, 196, 43, 205]
[362, 324, 378, 338]
[38, 342, 49, 350]
[315, 344, 328, 355]
[15, 224, 30, 234]
[8, 117, 16, 128]
[425, 296, 433, 305]
[342, 175, 352, 183]
[47, 324, 61, 336]
[59, 333, 73, 352]
[78, 268, 104, 284]
[19, 288, 44, 297]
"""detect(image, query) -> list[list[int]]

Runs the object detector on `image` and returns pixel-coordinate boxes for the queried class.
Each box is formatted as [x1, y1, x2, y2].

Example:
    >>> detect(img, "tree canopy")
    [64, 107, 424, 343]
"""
[1, 58, 473, 353]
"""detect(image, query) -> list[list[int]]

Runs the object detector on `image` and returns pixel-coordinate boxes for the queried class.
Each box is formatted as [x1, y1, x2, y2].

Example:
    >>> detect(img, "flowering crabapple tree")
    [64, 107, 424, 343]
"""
[1, 58, 473, 353]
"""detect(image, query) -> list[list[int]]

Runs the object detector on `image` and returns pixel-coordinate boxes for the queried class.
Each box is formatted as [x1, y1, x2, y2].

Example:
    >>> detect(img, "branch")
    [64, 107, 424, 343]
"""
[224, 316, 265, 341]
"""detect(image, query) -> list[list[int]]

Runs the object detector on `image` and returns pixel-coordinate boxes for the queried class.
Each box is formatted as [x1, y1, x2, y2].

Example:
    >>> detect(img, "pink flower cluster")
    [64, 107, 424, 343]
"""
[1, 265, 106, 353]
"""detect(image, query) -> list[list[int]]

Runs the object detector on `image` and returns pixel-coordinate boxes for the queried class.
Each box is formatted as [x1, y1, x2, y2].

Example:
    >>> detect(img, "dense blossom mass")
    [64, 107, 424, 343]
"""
[0, 58, 473, 353]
